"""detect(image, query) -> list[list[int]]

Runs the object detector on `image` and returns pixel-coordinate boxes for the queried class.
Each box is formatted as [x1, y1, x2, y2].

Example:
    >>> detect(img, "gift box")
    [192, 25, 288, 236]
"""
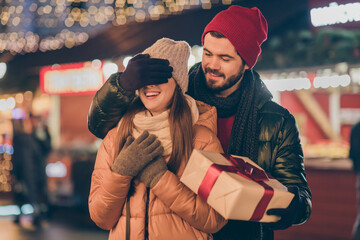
[180, 149, 294, 222]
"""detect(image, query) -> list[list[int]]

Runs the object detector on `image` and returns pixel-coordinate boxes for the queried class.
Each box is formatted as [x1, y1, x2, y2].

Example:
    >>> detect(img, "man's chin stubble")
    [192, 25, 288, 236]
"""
[205, 80, 227, 94]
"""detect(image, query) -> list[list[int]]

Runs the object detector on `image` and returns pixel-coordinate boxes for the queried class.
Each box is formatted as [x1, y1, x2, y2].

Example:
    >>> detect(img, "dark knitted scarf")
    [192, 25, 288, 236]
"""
[188, 63, 272, 162]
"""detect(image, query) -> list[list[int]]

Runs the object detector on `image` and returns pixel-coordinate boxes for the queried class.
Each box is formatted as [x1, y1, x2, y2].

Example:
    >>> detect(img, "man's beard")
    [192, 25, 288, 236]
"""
[204, 65, 246, 94]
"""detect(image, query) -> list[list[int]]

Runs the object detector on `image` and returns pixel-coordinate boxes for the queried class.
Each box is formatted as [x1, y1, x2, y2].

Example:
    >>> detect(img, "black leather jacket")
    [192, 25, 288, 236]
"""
[87, 67, 312, 240]
[87, 72, 135, 139]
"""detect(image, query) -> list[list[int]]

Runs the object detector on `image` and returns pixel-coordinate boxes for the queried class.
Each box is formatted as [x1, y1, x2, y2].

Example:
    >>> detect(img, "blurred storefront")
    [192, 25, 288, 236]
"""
[0, 91, 34, 196]
[258, 63, 359, 239]
[266, 1, 360, 238]
[260, 62, 360, 161]
[36, 60, 113, 208]
[0, 59, 114, 210]
[39, 60, 110, 208]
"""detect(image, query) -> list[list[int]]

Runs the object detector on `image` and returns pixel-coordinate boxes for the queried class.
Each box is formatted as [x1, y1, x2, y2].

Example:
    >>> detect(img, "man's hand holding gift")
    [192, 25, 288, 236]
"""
[265, 185, 306, 230]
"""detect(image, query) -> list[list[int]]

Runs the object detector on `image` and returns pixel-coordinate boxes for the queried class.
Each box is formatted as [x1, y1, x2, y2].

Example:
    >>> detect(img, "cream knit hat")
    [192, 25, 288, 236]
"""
[142, 38, 190, 93]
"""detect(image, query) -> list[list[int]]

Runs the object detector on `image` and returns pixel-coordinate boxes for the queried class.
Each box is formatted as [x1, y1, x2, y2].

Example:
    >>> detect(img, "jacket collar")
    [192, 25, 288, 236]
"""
[251, 70, 273, 110]
[194, 100, 218, 136]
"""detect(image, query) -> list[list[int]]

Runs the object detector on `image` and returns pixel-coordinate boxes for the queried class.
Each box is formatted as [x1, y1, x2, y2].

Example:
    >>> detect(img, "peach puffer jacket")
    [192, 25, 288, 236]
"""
[89, 101, 227, 240]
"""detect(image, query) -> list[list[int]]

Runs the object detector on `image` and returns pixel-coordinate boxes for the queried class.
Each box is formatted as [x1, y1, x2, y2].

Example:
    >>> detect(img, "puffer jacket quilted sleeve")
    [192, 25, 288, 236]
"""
[87, 72, 135, 139]
[258, 101, 312, 225]
[88, 127, 133, 230]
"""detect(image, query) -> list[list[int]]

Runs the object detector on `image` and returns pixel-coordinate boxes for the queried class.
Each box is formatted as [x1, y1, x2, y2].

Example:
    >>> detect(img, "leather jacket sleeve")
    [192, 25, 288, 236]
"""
[87, 72, 136, 139]
[271, 111, 312, 225]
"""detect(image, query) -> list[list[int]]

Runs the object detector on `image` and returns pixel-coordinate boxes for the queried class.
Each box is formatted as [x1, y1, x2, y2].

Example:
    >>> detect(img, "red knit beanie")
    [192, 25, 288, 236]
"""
[202, 5, 268, 69]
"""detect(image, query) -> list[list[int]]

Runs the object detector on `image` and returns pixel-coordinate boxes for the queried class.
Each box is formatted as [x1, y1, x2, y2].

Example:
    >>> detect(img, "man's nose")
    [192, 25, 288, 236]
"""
[207, 57, 220, 70]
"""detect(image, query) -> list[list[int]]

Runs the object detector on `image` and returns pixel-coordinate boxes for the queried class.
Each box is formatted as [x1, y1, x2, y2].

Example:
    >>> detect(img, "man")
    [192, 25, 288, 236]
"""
[350, 121, 360, 240]
[87, 5, 312, 240]
[12, 114, 50, 227]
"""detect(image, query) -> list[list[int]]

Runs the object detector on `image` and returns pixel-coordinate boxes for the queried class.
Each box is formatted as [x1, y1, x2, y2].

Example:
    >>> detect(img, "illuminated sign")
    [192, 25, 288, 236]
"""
[310, 2, 360, 27]
[40, 60, 105, 95]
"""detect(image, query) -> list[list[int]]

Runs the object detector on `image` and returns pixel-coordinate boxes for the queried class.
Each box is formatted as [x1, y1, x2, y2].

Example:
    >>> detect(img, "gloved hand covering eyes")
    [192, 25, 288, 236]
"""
[119, 54, 173, 91]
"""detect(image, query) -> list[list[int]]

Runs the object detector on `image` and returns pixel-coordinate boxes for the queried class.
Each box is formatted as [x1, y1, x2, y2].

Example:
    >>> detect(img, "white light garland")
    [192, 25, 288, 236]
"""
[260, 66, 356, 92]
[0, 0, 231, 54]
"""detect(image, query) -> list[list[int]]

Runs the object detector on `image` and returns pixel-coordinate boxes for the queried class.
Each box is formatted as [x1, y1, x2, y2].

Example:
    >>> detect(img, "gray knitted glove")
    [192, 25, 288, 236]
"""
[111, 131, 164, 176]
[138, 156, 168, 188]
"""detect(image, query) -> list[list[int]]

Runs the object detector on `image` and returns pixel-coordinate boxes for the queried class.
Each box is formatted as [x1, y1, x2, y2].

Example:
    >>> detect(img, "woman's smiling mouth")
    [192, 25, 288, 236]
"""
[144, 91, 160, 98]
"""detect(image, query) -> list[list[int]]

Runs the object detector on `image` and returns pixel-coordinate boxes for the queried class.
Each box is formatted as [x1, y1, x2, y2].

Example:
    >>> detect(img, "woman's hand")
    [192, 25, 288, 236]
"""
[138, 156, 168, 188]
[111, 131, 164, 176]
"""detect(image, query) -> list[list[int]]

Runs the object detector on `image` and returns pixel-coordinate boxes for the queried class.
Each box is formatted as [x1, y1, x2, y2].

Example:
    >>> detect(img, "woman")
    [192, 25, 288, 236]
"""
[89, 38, 227, 240]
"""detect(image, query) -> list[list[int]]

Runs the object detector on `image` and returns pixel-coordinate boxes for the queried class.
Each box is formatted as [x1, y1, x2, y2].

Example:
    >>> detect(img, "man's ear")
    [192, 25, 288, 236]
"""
[244, 64, 250, 70]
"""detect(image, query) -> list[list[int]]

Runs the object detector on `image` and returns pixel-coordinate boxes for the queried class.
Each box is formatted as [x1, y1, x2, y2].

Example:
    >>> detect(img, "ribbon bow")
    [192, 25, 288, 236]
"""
[198, 154, 274, 221]
[222, 154, 270, 181]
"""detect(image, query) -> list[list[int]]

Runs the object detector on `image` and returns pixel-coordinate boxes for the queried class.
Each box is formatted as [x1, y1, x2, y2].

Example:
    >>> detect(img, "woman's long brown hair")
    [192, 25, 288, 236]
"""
[113, 84, 194, 174]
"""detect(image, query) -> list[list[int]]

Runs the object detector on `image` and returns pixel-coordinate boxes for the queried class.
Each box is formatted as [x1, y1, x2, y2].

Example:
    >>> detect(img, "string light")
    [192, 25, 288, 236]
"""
[260, 67, 357, 92]
[0, 0, 232, 54]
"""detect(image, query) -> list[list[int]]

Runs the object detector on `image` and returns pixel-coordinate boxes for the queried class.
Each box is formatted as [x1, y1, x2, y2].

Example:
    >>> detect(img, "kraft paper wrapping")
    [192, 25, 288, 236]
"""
[180, 149, 294, 222]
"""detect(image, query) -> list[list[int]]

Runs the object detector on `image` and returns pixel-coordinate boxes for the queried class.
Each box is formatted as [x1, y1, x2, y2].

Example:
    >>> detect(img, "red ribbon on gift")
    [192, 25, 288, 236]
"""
[198, 154, 274, 221]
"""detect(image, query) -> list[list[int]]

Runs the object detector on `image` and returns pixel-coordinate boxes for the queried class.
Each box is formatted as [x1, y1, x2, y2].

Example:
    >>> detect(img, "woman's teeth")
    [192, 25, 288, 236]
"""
[145, 92, 159, 97]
